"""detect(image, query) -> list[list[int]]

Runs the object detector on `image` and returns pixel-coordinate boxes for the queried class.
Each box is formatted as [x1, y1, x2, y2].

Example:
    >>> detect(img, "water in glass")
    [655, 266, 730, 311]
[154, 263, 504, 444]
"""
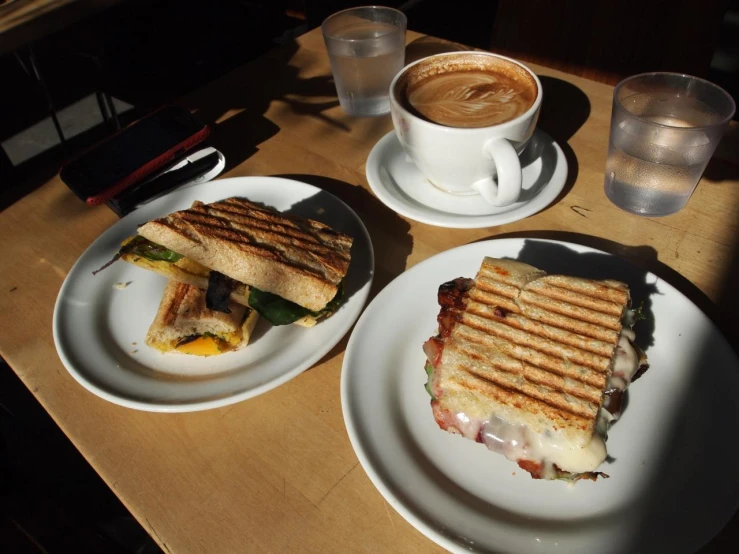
[605, 94, 717, 216]
[327, 21, 405, 116]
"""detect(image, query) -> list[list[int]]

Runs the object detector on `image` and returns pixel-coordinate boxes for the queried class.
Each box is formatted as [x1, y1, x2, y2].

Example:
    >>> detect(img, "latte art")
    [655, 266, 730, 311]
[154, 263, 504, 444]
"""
[397, 54, 538, 129]
[408, 72, 530, 128]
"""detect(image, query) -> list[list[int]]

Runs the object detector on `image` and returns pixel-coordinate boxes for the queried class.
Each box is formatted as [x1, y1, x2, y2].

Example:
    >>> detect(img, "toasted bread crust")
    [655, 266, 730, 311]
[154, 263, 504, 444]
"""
[435, 257, 631, 446]
[137, 198, 353, 311]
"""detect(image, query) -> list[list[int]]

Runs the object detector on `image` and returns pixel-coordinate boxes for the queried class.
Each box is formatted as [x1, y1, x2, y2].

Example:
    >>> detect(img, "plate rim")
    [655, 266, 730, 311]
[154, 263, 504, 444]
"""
[53, 176, 374, 413]
[365, 129, 568, 229]
[340, 237, 739, 553]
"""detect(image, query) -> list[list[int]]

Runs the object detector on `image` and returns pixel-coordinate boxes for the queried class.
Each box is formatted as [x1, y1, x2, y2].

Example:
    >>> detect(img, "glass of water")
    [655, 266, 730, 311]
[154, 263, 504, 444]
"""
[604, 73, 735, 216]
[322, 6, 407, 117]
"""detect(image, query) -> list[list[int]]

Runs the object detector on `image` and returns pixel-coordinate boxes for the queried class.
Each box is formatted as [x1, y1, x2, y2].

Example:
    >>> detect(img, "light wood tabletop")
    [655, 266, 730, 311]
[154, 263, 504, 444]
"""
[1, 27, 737, 553]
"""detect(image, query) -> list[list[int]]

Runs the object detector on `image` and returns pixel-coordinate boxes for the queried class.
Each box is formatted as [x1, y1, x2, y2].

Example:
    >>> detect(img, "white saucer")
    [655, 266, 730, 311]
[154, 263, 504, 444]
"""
[366, 129, 567, 229]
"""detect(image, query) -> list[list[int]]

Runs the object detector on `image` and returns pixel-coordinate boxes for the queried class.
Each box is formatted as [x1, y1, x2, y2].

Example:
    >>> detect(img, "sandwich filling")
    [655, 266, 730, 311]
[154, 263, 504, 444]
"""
[146, 281, 259, 356]
[423, 263, 649, 482]
[173, 332, 242, 356]
[97, 236, 343, 326]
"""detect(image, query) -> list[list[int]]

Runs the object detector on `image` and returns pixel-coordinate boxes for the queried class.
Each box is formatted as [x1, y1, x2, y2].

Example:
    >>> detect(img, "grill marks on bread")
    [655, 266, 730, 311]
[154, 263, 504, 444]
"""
[137, 198, 353, 312]
[438, 257, 630, 440]
[167, 200, 350, 281]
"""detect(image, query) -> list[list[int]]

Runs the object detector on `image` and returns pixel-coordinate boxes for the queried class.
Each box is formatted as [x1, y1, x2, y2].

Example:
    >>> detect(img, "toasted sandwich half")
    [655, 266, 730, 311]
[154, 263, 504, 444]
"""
[146, 280, 259, 356]
[97, 197, 353, 327]
[423, 257, 649, 482]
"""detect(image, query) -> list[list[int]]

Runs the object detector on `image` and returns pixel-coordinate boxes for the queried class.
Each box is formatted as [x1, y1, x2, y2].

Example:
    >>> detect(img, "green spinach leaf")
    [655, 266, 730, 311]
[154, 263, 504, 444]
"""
[127, 236, 183, 263]
[248, 284, 344, 326]
[92, 235, 182, 275]
[248, 288, 312, 326]
[424, 362, 436, 400]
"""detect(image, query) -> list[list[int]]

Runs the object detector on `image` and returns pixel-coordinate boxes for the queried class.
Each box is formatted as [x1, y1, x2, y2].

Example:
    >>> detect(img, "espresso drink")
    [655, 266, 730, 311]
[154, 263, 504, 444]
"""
[397, 53, 538, 128]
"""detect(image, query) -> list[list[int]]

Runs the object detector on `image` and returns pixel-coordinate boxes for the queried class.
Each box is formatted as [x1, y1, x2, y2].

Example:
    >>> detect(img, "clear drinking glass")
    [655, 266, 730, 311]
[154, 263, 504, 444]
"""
[322, 6, 407, 117]
[604, 72, 735, 216]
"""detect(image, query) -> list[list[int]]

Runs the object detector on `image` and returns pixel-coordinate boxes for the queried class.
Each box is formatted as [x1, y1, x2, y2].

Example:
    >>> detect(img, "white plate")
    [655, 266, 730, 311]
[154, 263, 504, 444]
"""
[53, 177, 374, 412]
[341, 238, 739, 553]
[365, 129, 567, 229]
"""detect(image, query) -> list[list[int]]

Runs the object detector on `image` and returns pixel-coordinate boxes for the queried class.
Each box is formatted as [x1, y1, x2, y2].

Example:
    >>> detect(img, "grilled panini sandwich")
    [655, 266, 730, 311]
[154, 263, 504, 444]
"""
[146, 280, 259, 356]
[98, 197, 353, 327]
[423, 257, 648, 482]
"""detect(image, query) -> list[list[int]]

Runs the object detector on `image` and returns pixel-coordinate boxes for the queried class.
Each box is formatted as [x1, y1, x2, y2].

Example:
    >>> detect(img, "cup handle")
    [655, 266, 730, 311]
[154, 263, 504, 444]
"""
[472, 138, 522, 207]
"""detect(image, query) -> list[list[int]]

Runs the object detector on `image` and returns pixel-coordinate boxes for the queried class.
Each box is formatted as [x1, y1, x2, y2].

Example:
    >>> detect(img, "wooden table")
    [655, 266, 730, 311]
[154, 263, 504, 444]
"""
[1, 28, 737, 553]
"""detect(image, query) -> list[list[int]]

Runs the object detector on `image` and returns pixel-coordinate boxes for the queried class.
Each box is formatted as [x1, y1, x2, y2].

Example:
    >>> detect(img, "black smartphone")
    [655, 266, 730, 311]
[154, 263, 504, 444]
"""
[60, 106, 211, 205]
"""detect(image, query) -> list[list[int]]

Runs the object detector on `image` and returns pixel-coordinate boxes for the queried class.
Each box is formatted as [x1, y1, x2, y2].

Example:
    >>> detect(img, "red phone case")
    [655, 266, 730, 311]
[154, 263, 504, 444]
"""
[84, 123, 211, 206]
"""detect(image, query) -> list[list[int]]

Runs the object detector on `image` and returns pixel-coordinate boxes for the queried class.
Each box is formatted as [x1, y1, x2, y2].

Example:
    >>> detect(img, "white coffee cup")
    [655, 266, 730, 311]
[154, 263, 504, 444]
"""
[389, 51, 542, 207]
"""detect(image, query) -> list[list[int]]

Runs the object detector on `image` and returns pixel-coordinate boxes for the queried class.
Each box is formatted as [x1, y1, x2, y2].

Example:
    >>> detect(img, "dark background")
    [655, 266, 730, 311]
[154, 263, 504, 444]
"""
[1, 0, 737, 552]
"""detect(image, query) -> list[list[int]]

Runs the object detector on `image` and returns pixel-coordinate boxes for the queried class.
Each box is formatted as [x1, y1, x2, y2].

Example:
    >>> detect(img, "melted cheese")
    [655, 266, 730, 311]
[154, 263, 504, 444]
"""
[445, 328, 640, 475]
[479, 416, 607, 475]
[429, 305, 644, 477]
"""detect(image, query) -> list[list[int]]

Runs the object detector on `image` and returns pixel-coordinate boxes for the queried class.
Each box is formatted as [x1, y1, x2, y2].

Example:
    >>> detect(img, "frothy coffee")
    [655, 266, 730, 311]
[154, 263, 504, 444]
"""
[396, 53, 538, 128]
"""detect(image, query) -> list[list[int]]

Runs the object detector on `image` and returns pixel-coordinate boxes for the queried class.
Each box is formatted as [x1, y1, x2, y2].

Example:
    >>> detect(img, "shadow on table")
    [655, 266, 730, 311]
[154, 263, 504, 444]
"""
[4, 37, 341, 213]
[404, 35, 469, 65]
[536, 76, 590, 205]
[703, 122, 739, 181]
[181, 40, 347, 174]
[702, 155, 739, 182]
[0, 362, 163, 553]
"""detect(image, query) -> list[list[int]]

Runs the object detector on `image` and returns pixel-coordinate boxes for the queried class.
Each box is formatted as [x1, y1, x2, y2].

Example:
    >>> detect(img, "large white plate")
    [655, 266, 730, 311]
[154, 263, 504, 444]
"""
[53, 177, 374, 412]
[341, 238, 739, 553]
